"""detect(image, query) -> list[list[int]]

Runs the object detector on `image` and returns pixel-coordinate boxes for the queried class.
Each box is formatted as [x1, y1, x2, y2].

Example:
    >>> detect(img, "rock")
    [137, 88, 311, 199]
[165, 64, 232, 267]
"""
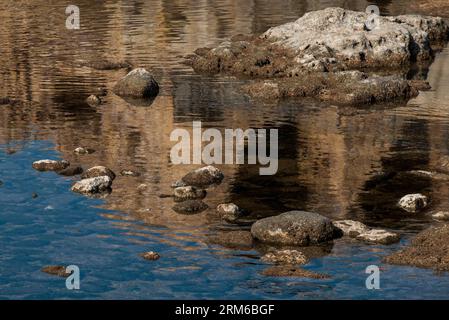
[171, 180, 187, 188]
[398, 193, 429, 213]
[172, 200, 208, 215]
[0, 180, 3, 187]
[140, 251, 160, 261]
[58, 166, 83, 177]
[173, 186, 207, 202]
[188, 8, 449, 105]
[74, 147, 95, 154]
[251, 211, 341, 246]
[112, 68, 159, 98]
[217, 203, 243, 222]
[81, 166, 116, 181]
[71, 176, 112, 195]
[384, 224, 449, 271]
[208, 230, 253, 250]
[41, 265, 72, 277]
[181, 165, 224, 187]
[260, 266, 330, 279]
[432, 211, 449, 221]
[32, 160, 70, 172]
[356, 229, 400, 245]
[32, 192, 38, 199]
[261, 249, 308, 265]
[120, 169, 140, 177]
[137, 184, 148, 191]
[333, 220, 370, 237]
[86, 95, 101, 106]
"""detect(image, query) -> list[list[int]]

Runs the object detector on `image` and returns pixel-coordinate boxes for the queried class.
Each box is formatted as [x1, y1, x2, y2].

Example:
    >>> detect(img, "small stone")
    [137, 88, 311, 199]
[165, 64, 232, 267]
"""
[137, 184, 148, 191]
[171, 180, 187, 188]
[82, 166, 116, 181]
[120, 169, 140, 177]
[58, 166, 84, 177]
[0, 180, 3, 187]
[71, 176, 112, 195]
[41, 266, 72, 278]
[261, 266, 330, 279]
[181, 165, 224, 187]
[398, 193, 429, 213]
[432, 211, 449, 221]
[217, 203, 243, 222]
[74, 147, 95, 155]
[356, 229, 400, 245]
[333, 220, 370, 237]
[140, 251, 160, 261]
[261, 250, 308, 265]
[32, 160, 70, 172]
[32, 192, 38, 199]
[173, 186, 206, 202]
[172, 200, 208, 215]
[86, 95, 101, 106]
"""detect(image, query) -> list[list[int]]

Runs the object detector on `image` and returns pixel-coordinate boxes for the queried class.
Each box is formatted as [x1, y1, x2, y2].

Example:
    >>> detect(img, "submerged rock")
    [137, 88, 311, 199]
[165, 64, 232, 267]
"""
[32, 160, 70, 172]
[172, 200, 208, 214]
[261, 266, 330, 279]
[216, 203, 243, 222]
[187, 7, 449, 105]
[41, 265, 72, 277]
[432, 211, 449, 221]
[398, 193, 429, 213]
[173, 186, 206, 202]
[208, 230, 254, 250]
[81, 166, 116, 181]
[120, 169, 140, 177]
[261, 249, 308, 265]
[181, 165, 224, 187]
[333, 220, 370, 237]
[74, 147, 95, 155]
[58, 166, 84, 177]
[356, 229, 400, 245]
[71, 176, 112, 195]
[251, 211, 341, 246]
[140, 251, 160, 261]
[83, 60, 131, 70]
[384, 224, 449, 271]
[113, 68, 159, 98]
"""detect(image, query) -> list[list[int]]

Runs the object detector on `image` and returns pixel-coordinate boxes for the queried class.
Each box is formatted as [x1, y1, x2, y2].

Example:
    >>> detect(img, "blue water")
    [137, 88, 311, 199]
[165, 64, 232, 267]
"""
[1, 141, 449, 299]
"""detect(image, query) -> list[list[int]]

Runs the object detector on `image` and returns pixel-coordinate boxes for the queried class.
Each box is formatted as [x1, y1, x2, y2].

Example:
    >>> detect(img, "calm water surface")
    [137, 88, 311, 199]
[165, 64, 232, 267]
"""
[1, 0, 449, 299]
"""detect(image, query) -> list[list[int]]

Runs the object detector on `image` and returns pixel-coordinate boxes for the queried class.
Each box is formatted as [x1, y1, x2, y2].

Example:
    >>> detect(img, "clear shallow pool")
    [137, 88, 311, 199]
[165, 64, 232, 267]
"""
[1, 0, 449, 299]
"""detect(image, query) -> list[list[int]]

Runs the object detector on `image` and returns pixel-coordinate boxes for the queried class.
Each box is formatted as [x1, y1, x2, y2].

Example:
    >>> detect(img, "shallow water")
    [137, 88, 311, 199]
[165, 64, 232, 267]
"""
[1, 0, 449, 299]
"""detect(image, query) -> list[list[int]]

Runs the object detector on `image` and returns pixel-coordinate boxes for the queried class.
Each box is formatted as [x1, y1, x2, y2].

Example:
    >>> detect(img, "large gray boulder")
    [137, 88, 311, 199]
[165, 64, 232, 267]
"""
[113, 68, 159, 98]
[251, 211, 341, 246]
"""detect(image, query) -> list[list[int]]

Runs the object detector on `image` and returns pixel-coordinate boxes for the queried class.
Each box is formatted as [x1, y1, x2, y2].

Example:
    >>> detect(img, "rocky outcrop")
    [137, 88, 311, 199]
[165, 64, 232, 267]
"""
[173, 186, 207, 202]
[32, 160, 70, 172]
[71, 176, 112, 195]
[81, 166, 116, 181]
[113, 68, 159, 98]
[251, 211, 341, 246]
[398, 193, 429, 213]
[384, 224, 449, 271]
[181, 165, 224, 187]
[187, 7, 449, 105]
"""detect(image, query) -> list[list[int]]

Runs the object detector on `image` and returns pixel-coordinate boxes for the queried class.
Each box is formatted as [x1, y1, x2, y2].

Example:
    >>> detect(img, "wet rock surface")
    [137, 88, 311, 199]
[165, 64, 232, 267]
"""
[81, 166, 116, 181]
[187, 7, 449, 105]
[251, 211, 341, 246]
[172, 200, 208, 215]
[384, 224, 449, 271]
[217, 203, 243, 222]
[71, 176, 113, 195]
[113, 68, 159, 98]
[32, 159, 70, 172]
[41, 265, 72, 277]
[261, 266, 330, 279]
[398, 193, 429, 213]
[181, 165, 224, 187]
[173, 186, 207, 202]
[333, 220, 370, 237]
[356, 229, 400, 245]
[261, 249, 308, 265]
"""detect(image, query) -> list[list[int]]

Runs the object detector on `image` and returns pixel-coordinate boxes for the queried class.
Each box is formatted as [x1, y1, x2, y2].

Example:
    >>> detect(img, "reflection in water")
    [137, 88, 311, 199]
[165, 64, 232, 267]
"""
[1, 0, 449, 299]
